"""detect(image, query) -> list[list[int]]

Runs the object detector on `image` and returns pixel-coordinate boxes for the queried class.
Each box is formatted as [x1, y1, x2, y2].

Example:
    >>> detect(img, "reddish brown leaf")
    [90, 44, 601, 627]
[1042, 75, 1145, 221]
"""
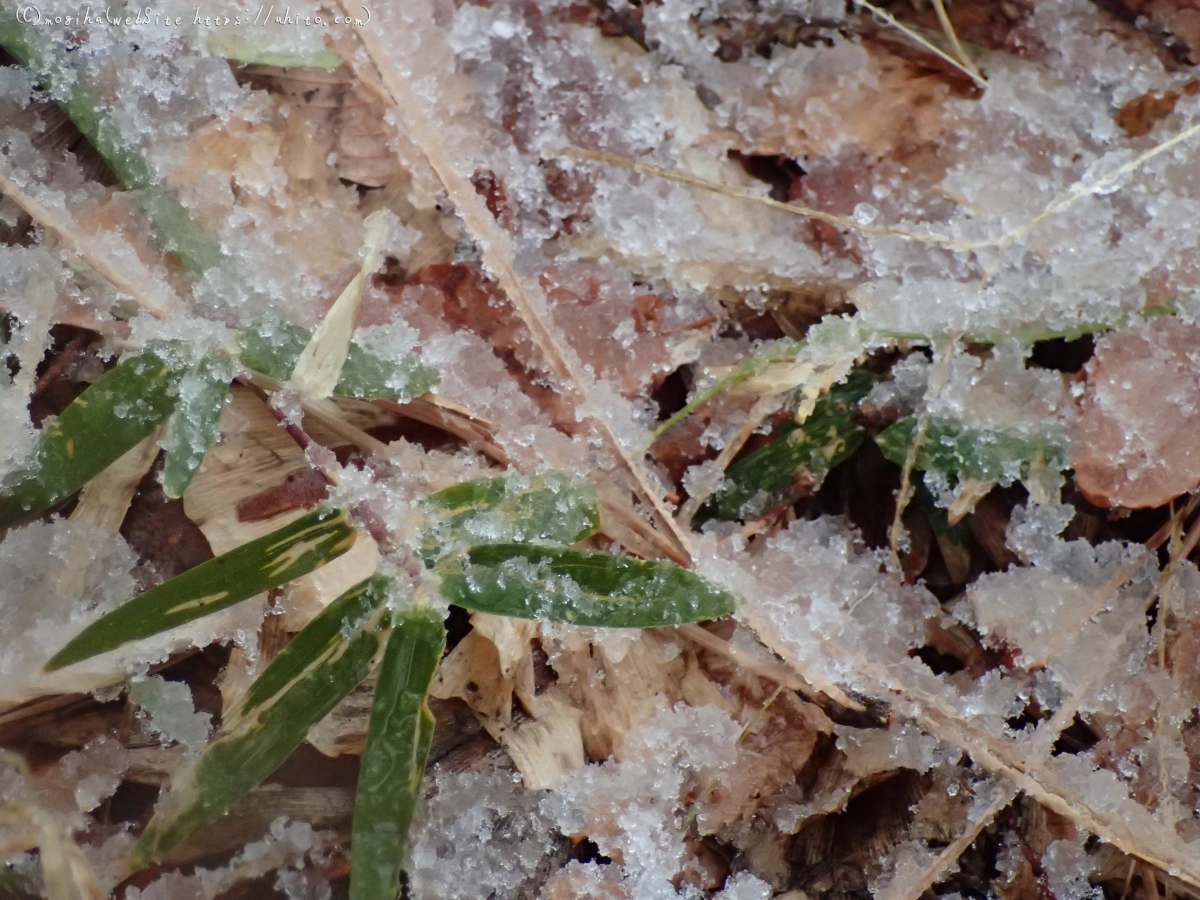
[1072, 316, 1200, 509]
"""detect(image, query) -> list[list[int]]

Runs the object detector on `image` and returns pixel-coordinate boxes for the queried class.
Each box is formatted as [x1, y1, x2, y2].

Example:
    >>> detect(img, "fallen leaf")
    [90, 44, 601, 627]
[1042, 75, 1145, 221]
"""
[1072, 316, 1200, 508]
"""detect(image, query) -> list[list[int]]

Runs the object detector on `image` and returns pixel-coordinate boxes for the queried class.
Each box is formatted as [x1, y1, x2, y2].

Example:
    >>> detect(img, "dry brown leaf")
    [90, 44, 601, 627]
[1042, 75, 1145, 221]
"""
[487, 692, 587, 791]
[700, 693, 831, 835]
[1072, 316, 1200, 509]
[719, 43, 954, 162]
[546, 628, 689, 761]
[240, 64, 403, 188]
[429, 630, 514, 725]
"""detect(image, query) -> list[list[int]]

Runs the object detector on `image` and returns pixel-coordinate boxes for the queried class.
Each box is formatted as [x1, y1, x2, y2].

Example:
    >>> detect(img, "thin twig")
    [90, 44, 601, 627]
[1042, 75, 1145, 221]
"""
[676, 622, 864, 711]
[883, 781, 1017, 900]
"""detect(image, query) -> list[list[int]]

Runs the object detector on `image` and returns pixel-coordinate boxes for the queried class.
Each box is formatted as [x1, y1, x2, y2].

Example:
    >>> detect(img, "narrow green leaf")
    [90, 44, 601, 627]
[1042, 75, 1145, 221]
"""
[160, 354, 233, 499]
[350, 606, 446, 900]
[436, 544, 737, 627]
[131, 576, 394, 868]
[238, 316, 440, 400]
[205, 32, 343, 69]
[420, 472, 600, 563]
[704, 372, 873, 522]
[0, 11, 223, 271]
[0, 349, 180, 528]
[874, 416, 1067, 485]
[46, 508, 356, 670]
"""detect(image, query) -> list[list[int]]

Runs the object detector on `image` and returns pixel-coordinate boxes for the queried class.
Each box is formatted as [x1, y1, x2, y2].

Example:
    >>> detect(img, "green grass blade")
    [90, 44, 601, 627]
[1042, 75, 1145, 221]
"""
[0, 349, 181, 528]
[874, 416, 1067, 485]
[238, 316, 440, 401]
[350, 606, 446, 900]
[131, 576, 394, 868]
[205, 32, 343, 69]
[160, 353, 233, 499]
[704, 372, 873, 522]
[46, 507, 356, 670]
[420, 473, 600, 563]
[0, 11, 223, 271]
[436, 544, 737, 627]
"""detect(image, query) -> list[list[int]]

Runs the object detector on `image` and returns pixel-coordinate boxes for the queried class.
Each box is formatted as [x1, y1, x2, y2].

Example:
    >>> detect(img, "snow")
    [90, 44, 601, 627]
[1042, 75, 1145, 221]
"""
[7, 0, 1200, 892]
[130, 674, 213, 751]
[407, 765, 560, 900]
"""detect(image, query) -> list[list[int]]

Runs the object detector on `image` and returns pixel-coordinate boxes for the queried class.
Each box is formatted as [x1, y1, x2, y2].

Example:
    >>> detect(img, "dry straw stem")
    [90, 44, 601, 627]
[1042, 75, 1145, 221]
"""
[555, 115, 1200, 264]
[928, 0, 984, 83]
[881, 780, 1017, 900]
[853, 0, 987, 89]
[887, 563, 1163, 900]
[0, 170, 182, 320]
[551, 146, 959, 247]
[340, 6, 695, 566]
[848, 642, 1200, 891]
[674, 622, 864, 711]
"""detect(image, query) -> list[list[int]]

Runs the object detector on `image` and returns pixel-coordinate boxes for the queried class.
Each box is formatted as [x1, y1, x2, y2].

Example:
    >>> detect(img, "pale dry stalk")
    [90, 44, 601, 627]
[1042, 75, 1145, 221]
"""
[0, 170, 183, 319]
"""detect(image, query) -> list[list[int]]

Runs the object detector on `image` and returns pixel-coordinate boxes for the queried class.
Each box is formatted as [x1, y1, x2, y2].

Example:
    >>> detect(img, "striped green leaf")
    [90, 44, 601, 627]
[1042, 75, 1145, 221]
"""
[0, 11, 223, 271]
[237, 316, 440, 401]
[436, 544, 737, 627]
[160, 353, 233, 499]
[350, 606, 446, 900]
[420, 473, 600, 563]
[0, 349, 181, 529]
[45, 507, 356, 671]
[875, 416, 1067, 485]
[705, 371, 873, 522]
[131, 576, 395, 869]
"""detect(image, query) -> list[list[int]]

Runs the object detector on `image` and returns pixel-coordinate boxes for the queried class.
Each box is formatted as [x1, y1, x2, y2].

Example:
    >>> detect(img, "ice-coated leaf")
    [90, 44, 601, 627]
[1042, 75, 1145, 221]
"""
[160, 353, 233, 499]
[875, 416, 1067, 485]
[237, 316, 440, 400]
[0, 11, 223, 271]
[46, 507, 356, 670]
[436, 544, 737, 627]
[205, 32, 343, 69]
[420, 472, 601, 562]
[131, 576, 394, 868]
[0, 349, 181, 528]
[350, 605, 446, 900]
[1072, 316, 1200, 509]
[704, 371, 873, 522]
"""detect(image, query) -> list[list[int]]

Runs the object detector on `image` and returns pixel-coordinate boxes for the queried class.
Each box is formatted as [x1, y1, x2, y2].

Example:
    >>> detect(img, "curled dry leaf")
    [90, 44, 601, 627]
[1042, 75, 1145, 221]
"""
[1072, 316, 1200, 509]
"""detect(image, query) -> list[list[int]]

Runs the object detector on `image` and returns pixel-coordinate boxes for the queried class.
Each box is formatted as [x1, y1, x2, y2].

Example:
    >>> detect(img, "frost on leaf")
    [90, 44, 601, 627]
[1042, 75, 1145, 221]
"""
[1072, 316, 1200, 508]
